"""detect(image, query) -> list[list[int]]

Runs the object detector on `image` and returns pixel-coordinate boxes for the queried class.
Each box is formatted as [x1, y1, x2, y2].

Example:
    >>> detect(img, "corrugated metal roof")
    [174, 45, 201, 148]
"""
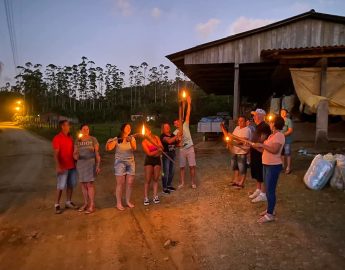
[166, 10, 345, 60]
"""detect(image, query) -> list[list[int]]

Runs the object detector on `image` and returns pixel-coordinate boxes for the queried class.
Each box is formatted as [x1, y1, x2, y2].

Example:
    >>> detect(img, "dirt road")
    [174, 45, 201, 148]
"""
[0, 122, 345, 270]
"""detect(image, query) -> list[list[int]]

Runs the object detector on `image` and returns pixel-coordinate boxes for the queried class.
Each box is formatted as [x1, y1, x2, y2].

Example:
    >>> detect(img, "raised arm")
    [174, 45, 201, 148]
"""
[142, 140, 162, 157]
[163, 135, 179, 144]
[129, 136, 137, 151]
[105, 138, 117, 151]
[185, 96, 192, 123]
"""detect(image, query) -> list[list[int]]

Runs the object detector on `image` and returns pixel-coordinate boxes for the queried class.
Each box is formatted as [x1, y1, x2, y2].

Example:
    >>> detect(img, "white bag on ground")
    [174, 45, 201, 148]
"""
[330, 154, 345, 190]
[304, 154, 336, 190]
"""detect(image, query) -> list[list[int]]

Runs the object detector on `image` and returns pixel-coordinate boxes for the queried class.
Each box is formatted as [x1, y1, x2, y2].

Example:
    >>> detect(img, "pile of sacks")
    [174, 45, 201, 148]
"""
[304, 153, 345, 191]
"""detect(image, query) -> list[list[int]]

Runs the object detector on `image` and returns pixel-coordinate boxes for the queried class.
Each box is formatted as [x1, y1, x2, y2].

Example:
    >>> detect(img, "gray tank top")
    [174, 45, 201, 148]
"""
[115, 137, 135, 160]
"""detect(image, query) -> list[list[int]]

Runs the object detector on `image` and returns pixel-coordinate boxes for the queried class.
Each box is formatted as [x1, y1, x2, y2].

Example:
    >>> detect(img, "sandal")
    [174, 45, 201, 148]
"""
[85, 208, 95, 214]
[78, 205, 88, 212]
[234, 184, 244, 189]
[259, 210, 276, 216]
[285, 169, 291, 174]
[191, 184, 197, 189]
[257, 214, 275, 224]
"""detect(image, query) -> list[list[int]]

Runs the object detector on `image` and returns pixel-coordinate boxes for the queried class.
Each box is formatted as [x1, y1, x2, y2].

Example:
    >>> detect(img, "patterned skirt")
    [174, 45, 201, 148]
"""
[76, 158, 96, 183]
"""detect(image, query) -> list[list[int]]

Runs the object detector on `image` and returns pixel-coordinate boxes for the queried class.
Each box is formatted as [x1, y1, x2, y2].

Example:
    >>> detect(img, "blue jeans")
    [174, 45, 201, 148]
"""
[263, 164, 283, 215]
[162, 155, 175, 189]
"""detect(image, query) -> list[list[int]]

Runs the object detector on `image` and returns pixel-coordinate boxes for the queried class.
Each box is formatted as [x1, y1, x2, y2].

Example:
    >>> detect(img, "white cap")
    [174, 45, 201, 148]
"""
[251, 108, 266, 115]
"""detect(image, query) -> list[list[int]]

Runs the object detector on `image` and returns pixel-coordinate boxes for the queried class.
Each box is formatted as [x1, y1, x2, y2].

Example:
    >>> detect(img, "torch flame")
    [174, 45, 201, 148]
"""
[268, 114, 274, 121]
[78, 133, 83, 139]
[225, 136, 230, 142]
[141, 125, 146, 135]
[182, 91, 186, 99]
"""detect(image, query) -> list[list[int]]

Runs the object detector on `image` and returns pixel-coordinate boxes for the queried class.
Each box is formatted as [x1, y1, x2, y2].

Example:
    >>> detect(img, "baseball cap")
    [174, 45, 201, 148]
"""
[251, 108, 266, 115]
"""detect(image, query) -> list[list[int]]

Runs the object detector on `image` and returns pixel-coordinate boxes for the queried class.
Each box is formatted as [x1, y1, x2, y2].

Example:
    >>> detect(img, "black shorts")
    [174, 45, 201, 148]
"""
[144, 156, 161, 167]
[250, 149, 263, 182]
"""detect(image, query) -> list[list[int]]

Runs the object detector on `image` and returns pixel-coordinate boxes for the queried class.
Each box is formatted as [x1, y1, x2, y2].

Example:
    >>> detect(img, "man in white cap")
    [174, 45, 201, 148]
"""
[249, 109, 271, 203]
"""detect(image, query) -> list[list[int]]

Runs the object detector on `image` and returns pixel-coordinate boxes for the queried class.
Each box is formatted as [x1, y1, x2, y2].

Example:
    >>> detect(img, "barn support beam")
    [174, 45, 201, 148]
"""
[315, 57, 328, 145]
[233, 63, 240, 120]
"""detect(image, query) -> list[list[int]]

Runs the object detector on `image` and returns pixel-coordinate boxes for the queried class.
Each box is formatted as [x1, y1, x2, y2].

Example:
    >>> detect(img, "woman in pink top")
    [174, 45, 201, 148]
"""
[251, 116, 285, 223]
[142, 126, 163, 206]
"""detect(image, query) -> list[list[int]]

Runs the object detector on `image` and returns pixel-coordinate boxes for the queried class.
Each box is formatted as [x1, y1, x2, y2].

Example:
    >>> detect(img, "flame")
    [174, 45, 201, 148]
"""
[225, 136, 230, 142]
[268, 114, 274, 121]
[141, 125, 146, 135]
[15, 106, 20, 111]
[78, 133, 83, 139]
[182, 91, 186, 99]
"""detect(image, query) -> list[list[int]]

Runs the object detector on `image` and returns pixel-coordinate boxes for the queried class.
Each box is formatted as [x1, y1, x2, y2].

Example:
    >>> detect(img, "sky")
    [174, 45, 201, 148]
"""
[0, 0, 345, 86]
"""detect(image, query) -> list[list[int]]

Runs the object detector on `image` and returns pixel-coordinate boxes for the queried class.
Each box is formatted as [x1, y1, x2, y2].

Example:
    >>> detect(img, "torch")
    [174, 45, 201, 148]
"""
[141, 124, 176, 164]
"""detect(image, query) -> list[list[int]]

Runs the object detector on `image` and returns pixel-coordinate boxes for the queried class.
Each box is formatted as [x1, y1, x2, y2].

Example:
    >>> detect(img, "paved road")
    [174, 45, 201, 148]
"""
[0, 122, 53, 214]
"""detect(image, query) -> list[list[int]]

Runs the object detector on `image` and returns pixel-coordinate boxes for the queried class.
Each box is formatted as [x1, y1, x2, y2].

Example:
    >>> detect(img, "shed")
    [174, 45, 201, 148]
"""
[166, 10, 345, 144]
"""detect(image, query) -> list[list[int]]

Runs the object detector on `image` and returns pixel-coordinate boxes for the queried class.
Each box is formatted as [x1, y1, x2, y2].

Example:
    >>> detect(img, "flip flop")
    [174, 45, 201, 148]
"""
[78, 205, 88, 212]
[85, 208, 95, 214]
[257, 214, 275, 224]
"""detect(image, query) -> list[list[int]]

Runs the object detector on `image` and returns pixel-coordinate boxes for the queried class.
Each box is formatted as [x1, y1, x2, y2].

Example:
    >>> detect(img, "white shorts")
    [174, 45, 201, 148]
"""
[179, 146, 196, 168]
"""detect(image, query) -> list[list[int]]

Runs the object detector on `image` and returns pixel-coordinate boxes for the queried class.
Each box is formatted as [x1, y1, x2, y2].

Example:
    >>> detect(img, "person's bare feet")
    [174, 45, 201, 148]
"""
[126, 202, 135, 208]
[116, 204, 125, 211]
[178, 183, 184, 189]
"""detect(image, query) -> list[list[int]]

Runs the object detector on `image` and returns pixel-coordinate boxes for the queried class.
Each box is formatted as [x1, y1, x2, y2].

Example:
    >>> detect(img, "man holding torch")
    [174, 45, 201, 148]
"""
[173, 95, 197, 189]
[221, 116, 251, 188]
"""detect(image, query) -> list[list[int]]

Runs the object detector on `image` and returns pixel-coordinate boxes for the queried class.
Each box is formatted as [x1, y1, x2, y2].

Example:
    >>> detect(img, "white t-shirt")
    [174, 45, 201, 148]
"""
[232, 126, 250, 155]
[173, 122, 194, 149]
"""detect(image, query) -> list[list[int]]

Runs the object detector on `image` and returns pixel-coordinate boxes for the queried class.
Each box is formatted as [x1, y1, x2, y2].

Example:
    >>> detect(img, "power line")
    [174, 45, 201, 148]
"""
[4, 0, 19, 72]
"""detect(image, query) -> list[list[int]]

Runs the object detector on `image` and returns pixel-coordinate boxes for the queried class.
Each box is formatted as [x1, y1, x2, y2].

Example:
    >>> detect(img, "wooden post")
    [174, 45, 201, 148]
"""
[315, 57, 328, 145]
[233, 63, 240, 120]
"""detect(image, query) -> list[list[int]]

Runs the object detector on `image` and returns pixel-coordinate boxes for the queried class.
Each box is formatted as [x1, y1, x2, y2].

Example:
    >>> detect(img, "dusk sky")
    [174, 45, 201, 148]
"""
[1, 0, 345, 85]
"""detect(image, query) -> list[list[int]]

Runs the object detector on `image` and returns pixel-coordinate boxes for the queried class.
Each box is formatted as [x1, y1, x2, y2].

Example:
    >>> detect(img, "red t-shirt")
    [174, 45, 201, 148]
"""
[52, 132, 75, 170]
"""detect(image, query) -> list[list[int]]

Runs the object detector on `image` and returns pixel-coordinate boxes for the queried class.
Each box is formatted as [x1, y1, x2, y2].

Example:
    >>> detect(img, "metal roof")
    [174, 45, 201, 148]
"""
[166, 10, 345, 60]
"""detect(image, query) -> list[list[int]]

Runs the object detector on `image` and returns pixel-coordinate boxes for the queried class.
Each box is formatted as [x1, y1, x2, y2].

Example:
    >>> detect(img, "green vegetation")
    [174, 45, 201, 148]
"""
[0, 57, 233, 124]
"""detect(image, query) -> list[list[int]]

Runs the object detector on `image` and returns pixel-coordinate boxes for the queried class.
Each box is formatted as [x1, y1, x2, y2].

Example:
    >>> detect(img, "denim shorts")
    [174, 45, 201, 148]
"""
[281, 143, 291, 156]
[231, 154, 247, 175]
[56, 168, 77, 190]
[114, 158, 135, 176]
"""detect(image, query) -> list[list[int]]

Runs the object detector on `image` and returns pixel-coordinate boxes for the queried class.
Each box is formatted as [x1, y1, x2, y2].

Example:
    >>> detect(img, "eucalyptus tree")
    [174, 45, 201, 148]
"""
[45, 64, 58, 108]
[158, 64, 170, 104]
[148, 66, 158, 104]
[140, 62, 148, 104]
[15, 62, 45, 114]
[78, 56, 88, 105]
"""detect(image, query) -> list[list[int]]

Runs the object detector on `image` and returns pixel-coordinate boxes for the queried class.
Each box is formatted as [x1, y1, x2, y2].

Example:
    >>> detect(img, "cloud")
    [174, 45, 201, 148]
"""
[196, 18, 221, 39]
[228, 17, 275, 35]
[151, 7, 161, 18]
[116, 0, 132, 16]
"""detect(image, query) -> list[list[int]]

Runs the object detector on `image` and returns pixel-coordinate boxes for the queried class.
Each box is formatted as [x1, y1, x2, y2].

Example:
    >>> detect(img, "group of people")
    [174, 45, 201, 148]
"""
[221, 108, 294, 223]
[52, 96, 293, 223]
[52, 96, 196, 214]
